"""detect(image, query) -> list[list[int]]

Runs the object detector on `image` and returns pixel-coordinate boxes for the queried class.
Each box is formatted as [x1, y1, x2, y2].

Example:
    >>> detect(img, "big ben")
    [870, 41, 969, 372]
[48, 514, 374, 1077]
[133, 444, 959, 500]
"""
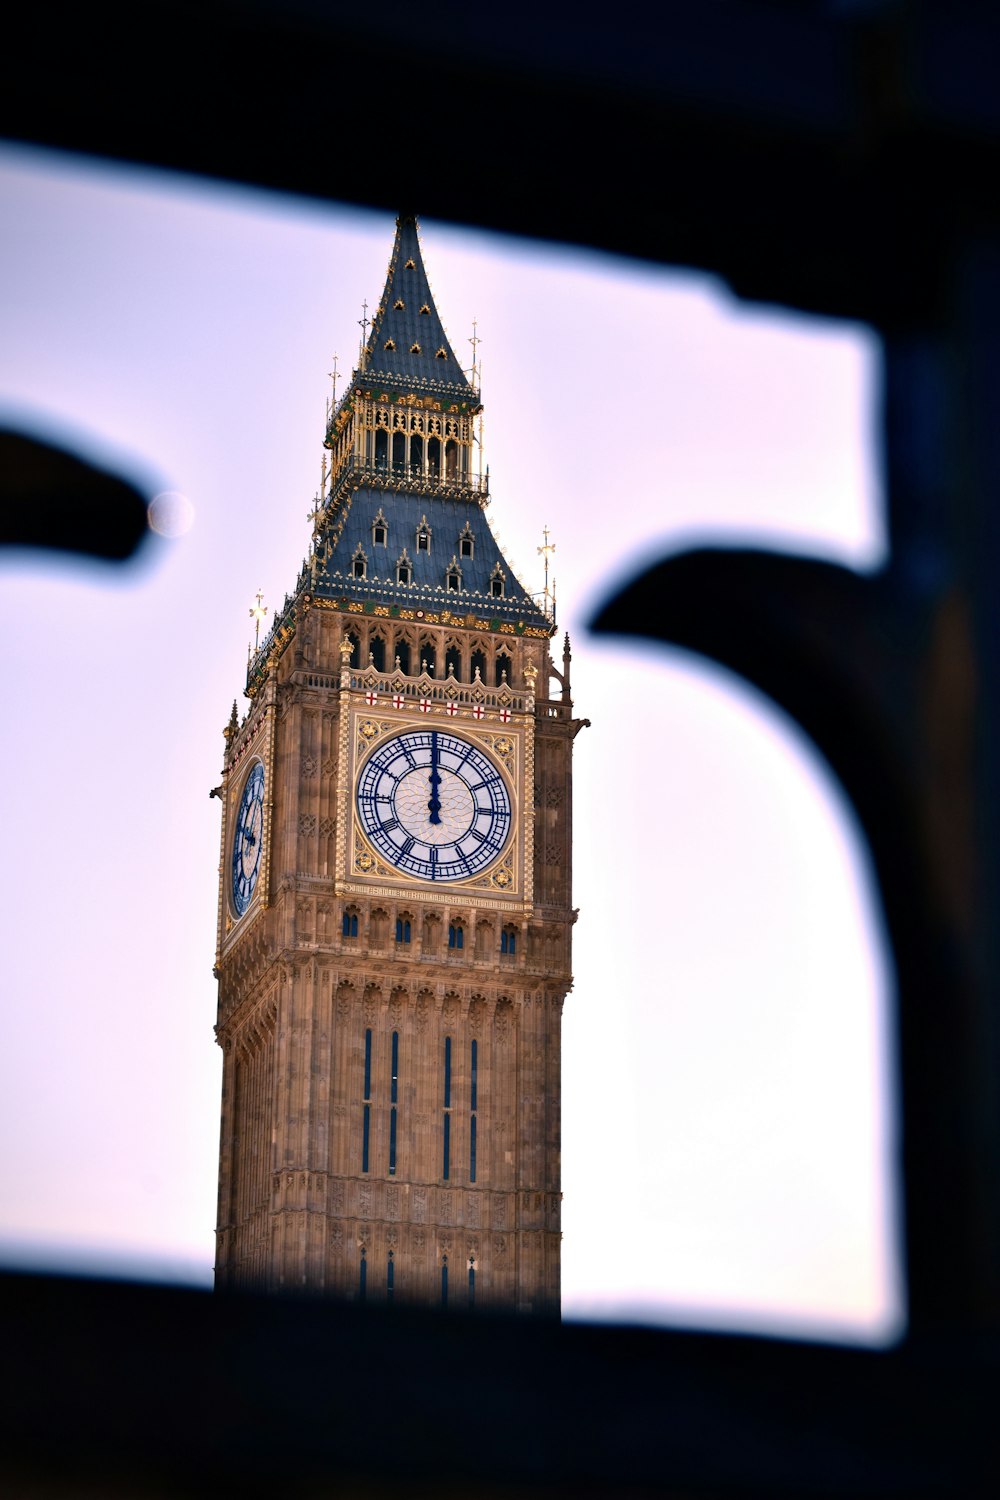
[214, 216, 584, 1313]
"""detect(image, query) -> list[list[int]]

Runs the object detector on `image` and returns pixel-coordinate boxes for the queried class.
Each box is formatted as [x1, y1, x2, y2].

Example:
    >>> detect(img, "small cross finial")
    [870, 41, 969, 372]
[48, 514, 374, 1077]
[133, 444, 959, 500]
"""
[249, 588, 268, 651]
[537, 525, 556, 614]
[329, 352, 340, 406]
[468, 318, 480, 382]
[358, 302, 370, 370]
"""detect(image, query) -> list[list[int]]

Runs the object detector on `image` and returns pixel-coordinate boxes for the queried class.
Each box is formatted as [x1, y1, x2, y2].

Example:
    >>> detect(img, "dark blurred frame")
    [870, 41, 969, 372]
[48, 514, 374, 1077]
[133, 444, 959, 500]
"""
[2, 3, 998, 1494]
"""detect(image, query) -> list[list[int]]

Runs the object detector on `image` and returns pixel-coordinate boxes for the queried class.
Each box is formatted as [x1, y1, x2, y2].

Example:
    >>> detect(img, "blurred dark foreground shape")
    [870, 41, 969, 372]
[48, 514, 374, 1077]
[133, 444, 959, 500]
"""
[2, 1, 1000, 1494]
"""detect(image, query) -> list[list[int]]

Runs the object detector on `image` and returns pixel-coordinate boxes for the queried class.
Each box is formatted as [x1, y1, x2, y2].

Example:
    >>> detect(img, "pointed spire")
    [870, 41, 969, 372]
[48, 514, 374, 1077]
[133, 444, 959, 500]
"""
[359, 216, 477, 399]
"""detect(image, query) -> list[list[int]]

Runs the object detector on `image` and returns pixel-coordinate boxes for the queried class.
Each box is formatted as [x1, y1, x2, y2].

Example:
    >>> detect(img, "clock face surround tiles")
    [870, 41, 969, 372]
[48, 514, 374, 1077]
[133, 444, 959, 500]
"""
[356, 729, 511, 882]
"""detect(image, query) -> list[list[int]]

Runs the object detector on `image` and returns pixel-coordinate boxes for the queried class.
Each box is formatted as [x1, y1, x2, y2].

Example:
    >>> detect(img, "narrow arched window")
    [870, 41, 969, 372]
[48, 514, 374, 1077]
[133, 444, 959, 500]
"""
[490, 575, 504, 597]
[448, 923, 464, 950]
[397, 562, 411, 585]
[447, 569, 461, 592]
[389, 1030, 399, 1176]
[396, 917, 411, 944]
[471, 649, 486, 681]
[343, 910, 358, 938]
[352, 547, 367, 579]
[501, 927, 517, 956]
[370, 636, 386, 672]
[445, 645, 461, 679]
[417, 529, 430, 553]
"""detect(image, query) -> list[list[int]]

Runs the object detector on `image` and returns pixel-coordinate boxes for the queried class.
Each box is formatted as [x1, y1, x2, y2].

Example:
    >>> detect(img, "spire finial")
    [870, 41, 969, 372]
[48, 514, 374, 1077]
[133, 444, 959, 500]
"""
[358, 302, 370, 371]
[468, 318, 480, 383]
[537, 526, 556, 615]
[329, 352, 340, 407]
[249, 588, 268, 651]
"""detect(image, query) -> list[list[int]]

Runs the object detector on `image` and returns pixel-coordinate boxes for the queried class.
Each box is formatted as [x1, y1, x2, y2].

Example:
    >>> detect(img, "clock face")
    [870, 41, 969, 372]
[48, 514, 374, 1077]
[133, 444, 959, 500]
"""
[232, 761, 265, 916]
[356, 729, 512, 882]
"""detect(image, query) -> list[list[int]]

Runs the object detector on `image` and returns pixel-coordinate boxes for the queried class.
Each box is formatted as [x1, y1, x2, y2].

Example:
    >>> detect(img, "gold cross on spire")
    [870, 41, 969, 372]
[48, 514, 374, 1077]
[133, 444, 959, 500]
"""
[358, 301, 370, 370]
[249, 589, 268, 651]
[537, 526, 557, 616]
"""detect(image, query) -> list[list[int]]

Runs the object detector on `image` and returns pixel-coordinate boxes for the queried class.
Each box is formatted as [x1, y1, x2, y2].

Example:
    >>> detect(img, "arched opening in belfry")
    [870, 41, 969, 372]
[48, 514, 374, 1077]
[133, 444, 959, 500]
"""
[392, 431, 406, 469]
[344, 632, 360, 668]
[444, 641, 462, 679]
[409, 434, 423, 472]
[495, 648, 512, 685]
[369, 634, 386, 672]
[375, 428, 388, 468]
[395, 638, 411, 675]
[445, 438, 458, 478]
[420, 638, 437, 677]
[471, 648, 487, 682]
[427, 435, 441, 476]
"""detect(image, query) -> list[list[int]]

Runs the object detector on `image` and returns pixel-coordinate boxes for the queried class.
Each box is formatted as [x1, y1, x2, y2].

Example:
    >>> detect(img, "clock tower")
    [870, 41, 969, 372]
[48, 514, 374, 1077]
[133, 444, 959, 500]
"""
[214, 216, 583, 1314]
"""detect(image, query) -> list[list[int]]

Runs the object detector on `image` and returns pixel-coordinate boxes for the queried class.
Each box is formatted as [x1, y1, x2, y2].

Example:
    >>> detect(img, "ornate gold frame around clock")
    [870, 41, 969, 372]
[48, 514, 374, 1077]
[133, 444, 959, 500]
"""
[337, 701, 533, 912]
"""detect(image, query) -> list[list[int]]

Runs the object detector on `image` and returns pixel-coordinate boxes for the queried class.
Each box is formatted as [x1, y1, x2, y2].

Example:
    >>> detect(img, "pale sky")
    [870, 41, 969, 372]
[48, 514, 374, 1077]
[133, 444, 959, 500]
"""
[0, 142, 902, 1343]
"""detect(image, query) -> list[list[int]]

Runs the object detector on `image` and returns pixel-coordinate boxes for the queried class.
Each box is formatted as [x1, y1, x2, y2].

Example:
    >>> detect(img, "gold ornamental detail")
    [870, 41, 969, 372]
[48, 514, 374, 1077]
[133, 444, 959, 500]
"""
[353, 829, 393, 879]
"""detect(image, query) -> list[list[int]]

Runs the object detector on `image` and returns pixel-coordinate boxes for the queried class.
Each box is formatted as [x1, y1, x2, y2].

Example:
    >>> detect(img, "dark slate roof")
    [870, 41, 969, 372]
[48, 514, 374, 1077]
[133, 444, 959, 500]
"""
[357, 217, 476, 400]
[315, 486, 551, 628]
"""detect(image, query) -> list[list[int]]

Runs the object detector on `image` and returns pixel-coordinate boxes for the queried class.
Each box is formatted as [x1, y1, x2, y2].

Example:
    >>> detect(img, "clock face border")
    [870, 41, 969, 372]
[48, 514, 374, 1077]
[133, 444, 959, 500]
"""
[355, 728, 512, 884]
[346, 709, 528, 899]
[231, 758, 265, 919]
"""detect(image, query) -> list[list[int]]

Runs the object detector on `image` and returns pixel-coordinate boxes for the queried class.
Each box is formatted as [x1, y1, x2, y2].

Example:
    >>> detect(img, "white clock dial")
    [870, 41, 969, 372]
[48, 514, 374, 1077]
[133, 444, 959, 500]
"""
[356, 729, 511, 882]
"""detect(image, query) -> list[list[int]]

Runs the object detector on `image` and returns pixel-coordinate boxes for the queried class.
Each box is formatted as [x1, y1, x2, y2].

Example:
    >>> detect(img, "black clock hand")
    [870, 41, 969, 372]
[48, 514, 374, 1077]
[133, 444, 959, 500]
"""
[428, 730, 442, 825]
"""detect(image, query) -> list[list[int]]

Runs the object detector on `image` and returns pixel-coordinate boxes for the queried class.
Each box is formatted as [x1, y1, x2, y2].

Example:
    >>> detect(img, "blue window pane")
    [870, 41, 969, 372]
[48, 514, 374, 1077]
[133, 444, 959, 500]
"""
[362, 1103, 370, 1174]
